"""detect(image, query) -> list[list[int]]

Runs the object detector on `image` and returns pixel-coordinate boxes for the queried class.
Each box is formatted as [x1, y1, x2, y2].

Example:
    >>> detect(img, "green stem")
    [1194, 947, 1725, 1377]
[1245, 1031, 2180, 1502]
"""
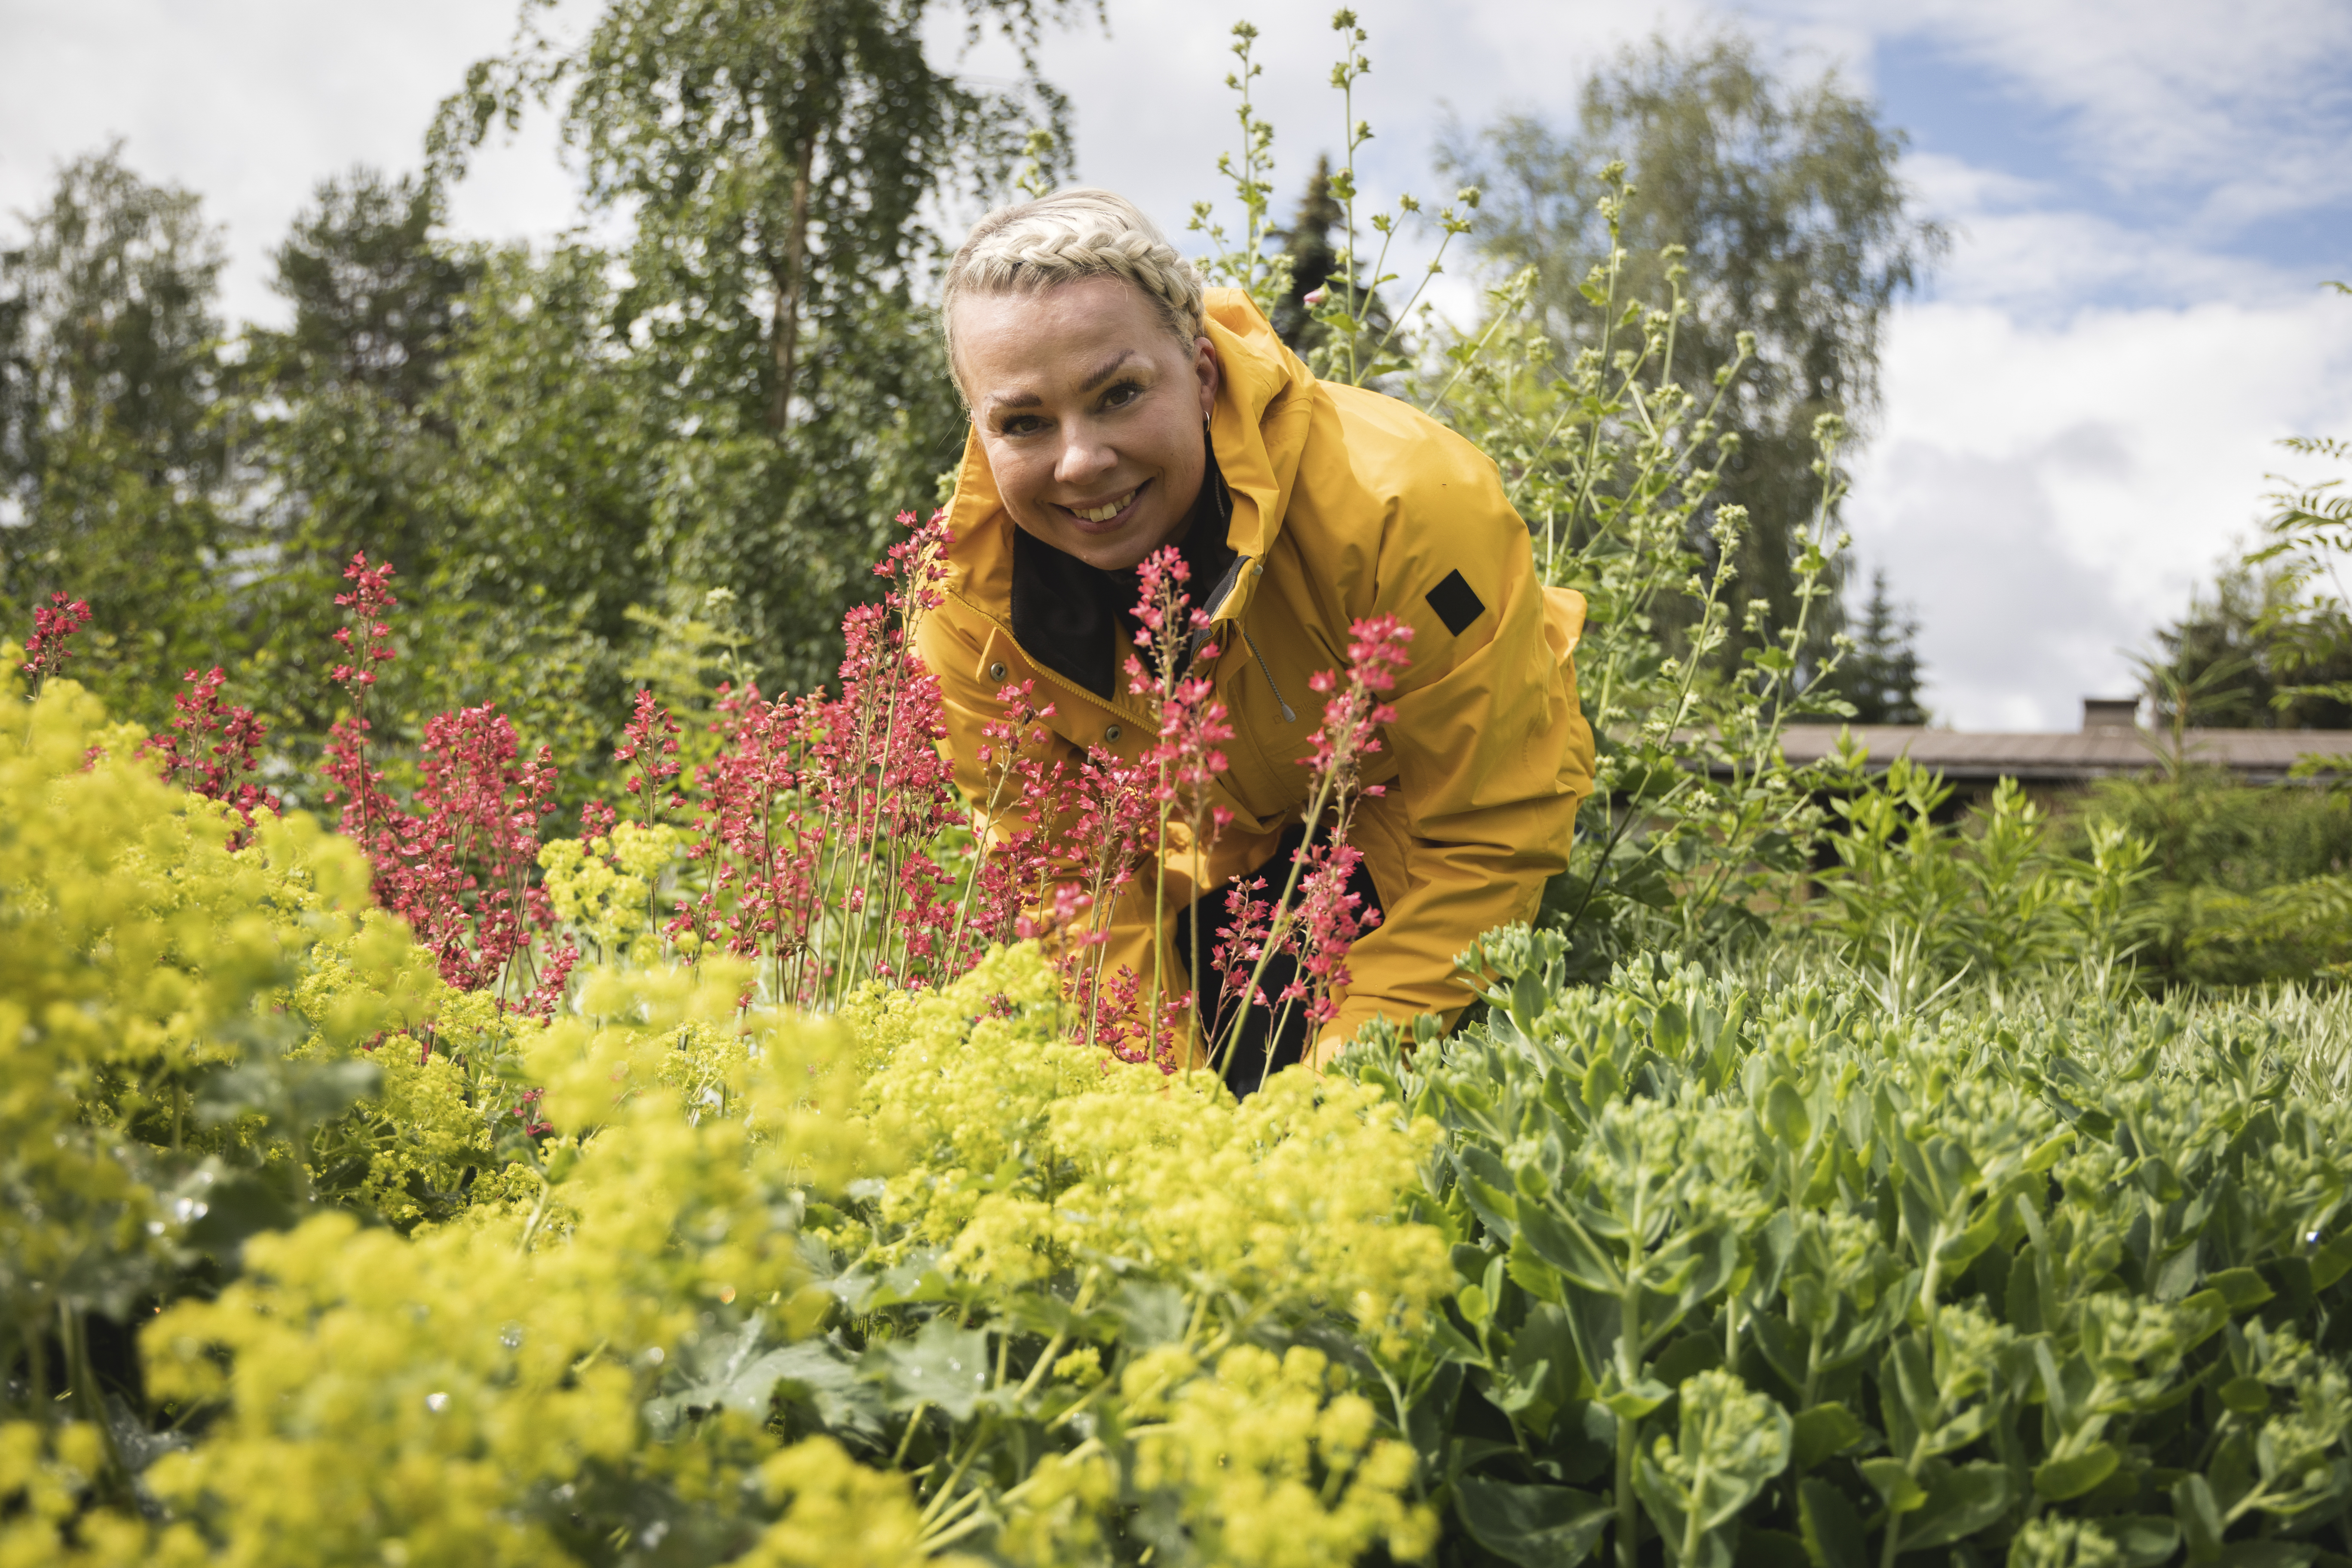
[891, 1400, 930, 1467]
[1616, 1270, 1645, 1568]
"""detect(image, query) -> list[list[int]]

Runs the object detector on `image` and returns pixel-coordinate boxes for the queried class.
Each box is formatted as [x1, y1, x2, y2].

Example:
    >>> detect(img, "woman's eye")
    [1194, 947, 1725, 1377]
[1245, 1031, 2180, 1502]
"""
[999, 415, 1043, 436]
[1102, 381, 1143, 409]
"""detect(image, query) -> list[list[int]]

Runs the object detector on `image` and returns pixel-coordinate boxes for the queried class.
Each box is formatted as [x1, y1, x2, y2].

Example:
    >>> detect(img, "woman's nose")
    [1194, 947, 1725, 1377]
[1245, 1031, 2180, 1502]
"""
[1053, 423, 1117, 486]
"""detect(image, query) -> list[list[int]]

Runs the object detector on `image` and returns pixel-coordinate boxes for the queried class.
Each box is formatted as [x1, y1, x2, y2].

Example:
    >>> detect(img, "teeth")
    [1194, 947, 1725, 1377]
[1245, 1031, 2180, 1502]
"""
[1074, 489, 1136, 523]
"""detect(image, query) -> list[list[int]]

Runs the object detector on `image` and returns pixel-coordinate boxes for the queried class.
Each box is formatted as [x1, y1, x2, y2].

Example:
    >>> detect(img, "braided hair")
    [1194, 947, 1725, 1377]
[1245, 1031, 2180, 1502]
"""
[941, 188, 1206, 400]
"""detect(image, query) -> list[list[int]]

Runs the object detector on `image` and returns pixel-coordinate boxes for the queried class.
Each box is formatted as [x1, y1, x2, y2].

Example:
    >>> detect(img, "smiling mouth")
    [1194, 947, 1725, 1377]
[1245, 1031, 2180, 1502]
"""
[1064, 485, 1142, 526]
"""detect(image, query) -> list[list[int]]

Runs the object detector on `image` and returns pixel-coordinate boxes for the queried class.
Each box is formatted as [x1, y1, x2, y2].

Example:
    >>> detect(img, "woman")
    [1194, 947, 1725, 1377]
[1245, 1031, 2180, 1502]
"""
[920, 187, 1594, 1090]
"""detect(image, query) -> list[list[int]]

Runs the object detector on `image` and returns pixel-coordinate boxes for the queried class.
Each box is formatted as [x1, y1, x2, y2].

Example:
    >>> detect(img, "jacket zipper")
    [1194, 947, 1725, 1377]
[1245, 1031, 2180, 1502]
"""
[1238, 626, 1296, 723]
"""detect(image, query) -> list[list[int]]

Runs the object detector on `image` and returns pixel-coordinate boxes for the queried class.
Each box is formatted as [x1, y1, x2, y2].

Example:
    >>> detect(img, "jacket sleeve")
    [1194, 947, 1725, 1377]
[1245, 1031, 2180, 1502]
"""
[1323, 461, 1596, 1046]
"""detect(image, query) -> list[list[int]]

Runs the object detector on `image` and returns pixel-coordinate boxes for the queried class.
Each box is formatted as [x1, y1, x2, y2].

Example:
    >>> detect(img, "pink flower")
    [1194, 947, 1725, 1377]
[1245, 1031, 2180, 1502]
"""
[20, 591, 94, 691]
[136, 665, 283, 848]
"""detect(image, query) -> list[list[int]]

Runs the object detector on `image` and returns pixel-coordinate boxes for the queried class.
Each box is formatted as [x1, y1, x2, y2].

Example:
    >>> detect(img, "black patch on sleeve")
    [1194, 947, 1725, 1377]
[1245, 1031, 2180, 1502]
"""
[1424, 570, 1486, 637]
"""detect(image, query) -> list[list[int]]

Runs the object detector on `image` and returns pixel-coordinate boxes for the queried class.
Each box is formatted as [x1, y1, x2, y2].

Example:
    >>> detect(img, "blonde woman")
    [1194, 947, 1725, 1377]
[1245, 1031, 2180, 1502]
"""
[920, 187, 1595, 1092]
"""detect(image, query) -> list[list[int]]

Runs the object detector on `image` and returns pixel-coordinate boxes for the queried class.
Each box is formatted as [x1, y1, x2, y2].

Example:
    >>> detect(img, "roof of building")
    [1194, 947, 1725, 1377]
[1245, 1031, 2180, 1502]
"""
[1776, 723, 2352, 785]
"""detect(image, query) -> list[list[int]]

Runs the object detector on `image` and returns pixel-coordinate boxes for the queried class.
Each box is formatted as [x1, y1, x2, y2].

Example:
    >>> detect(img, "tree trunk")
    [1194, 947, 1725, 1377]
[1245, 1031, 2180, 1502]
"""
[767, 133, 817, 434]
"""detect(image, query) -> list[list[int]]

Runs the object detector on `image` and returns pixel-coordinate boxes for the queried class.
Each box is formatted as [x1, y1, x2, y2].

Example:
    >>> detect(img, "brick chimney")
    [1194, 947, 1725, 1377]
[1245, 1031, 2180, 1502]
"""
[2082, 698, 2141, 732]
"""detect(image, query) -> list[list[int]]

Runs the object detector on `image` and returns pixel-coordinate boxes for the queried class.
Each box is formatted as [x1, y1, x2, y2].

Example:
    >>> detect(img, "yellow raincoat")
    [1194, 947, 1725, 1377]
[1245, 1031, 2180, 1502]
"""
[919, 289, 1595, 1054]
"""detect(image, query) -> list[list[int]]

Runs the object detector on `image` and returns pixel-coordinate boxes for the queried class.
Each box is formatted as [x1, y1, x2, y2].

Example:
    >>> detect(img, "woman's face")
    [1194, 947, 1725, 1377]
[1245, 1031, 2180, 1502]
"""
[955, 275, 1219, 572]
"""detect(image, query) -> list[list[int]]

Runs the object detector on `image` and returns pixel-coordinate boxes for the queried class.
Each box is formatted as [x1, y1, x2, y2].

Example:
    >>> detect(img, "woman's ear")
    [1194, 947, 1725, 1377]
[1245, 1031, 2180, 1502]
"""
[1194, 335, 1220, 420]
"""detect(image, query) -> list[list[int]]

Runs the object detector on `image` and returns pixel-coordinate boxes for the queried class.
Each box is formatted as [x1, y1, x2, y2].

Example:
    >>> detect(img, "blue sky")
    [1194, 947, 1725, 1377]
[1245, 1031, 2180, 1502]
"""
[3, 0, 2348, 728]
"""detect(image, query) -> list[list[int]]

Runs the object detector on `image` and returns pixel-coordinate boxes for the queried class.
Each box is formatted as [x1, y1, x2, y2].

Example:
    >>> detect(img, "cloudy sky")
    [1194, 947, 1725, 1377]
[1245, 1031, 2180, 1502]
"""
[5, 0, 2348, 729]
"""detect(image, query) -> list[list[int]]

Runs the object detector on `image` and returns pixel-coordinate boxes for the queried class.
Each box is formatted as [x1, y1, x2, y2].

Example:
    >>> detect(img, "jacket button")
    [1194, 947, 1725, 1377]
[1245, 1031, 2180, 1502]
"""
[987, 662, 1007, 682]
[1104, 724, 1123, 743]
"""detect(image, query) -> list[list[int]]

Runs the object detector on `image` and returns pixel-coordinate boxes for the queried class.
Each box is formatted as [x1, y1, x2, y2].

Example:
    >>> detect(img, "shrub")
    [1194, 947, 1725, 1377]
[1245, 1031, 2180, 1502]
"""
[1344, 927, 2352, 1568]
[1, 652, 1450, 1565]
[2063, 769, 2352, 987]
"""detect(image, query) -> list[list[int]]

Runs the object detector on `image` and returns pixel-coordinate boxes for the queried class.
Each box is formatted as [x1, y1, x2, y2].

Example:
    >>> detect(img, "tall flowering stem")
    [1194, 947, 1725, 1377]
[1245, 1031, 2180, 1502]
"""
[321, 553, 401, 865]
[614, 689, 683, 825]
[137, 667, 282, 848]
[318, 552, 556, 997]
[950, 679, 1067, 975]
[663, 511, 965, 1011]
[20, 591, 92, 699]
[1213, 615, 1410, 1071]
[1127, 548, 1233, 1064]
[392, 705, 560, 993]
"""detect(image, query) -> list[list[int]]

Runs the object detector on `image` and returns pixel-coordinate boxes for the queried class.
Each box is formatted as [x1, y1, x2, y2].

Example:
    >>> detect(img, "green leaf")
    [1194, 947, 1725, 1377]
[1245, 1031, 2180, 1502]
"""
[2220, 1375, 2272, 1415]
[1798, 1478, 1868, 1568]
[178, 1170, 300, 1263]
[1790, 1402, 1868, 1473]
[1859, 1458, 1925, 1513]
[1653, 1000, 1689, 1057]
[1521, 1203, 1623, 1294]
[1108, 1281, 1188, 1346]
[873, 1320, 992, 1420]
[1429, 1313, 1487, 1366]
[2208, 1268, 2276, 1311]
[1454, 1477, 1614, 1568]
[2035, 1444, 2122, 1503]
[648, 1331, 881, 1444]
[1584, 1054, 1625, 1111]
[1740, 1528, 1810, 1568]
[2103, 1516, 2184, 1568]
[1764, 1080, 1812, 1150]
[2309, 1237, 2352, 1291]
[1935, 1203, 2008, 1272]
[2174, 1473, 2225, 1562]
[1511, 1234, 1568, 1305]
[1601, 1374, 1675, 1419]
[1652, 1332, 1724, 1388]
[1901, 1461, 2012, 1550]
[1512, 971, 1549, 1035]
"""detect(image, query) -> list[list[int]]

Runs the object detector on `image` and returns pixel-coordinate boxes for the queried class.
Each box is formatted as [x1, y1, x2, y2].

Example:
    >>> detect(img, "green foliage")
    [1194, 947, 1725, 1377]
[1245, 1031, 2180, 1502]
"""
[2245, 288, 2352, 721]
[1809, 750, 2151, 1016]
[1439, 31, 1945, 674]
[427, 0, 1086, 695]
[1193, 12, 1864, 981]
[2142, 559, 2352, 733]
[1343, 930, 2352, 1568]
[231, 168, 481, 748]
[2059, 769, 2352, 988]
[0, 145, 237, 727]
[2, 655, 1454, 1565]
[1471, 212, 1847, 977]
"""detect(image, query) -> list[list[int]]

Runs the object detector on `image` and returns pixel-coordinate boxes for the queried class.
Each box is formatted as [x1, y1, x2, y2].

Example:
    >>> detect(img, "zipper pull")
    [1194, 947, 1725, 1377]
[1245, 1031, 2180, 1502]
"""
[1240, 626, 1296, 723]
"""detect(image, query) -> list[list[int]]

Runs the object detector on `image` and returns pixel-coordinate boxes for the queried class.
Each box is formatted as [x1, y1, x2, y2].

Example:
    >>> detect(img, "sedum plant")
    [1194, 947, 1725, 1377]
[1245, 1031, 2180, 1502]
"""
[1341, 927, 2352, 1568]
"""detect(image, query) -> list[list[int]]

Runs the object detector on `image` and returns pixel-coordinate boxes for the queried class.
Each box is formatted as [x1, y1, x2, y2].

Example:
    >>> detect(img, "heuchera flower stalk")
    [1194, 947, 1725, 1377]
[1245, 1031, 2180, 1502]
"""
[17, 517, 1410, 1078]
[319, 552, 557, 999]
[136, 667, 283, 849]
[1213, 614, 1411, 1069]
[20, 591, 92, 697]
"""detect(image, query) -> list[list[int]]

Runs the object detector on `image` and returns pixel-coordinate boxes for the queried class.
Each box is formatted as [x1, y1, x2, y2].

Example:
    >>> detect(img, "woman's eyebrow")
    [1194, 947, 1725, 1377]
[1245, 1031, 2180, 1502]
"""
[984, 349, 1142, 416]
[1079, 349, 1139, 388]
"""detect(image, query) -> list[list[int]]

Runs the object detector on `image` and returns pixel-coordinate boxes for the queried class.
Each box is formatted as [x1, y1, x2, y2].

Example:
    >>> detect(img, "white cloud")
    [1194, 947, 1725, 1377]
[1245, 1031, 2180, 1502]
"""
[0, 0, 590, 328]
[1899, 152, 2315, 315]
[1847, 291, 2352, 729]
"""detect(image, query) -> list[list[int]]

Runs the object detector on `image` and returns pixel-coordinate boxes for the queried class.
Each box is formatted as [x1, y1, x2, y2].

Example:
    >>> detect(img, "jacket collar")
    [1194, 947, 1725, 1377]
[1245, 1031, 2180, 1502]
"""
[1007, 449, 1236, 698]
